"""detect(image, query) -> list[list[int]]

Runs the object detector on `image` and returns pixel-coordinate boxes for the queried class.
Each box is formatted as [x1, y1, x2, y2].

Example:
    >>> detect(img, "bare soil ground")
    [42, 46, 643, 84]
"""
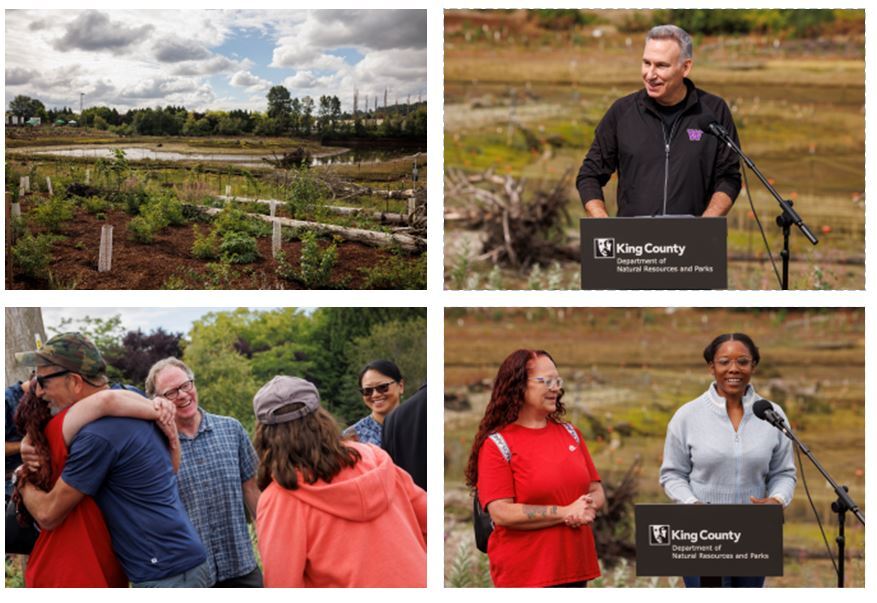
[7, 207, 413, 289]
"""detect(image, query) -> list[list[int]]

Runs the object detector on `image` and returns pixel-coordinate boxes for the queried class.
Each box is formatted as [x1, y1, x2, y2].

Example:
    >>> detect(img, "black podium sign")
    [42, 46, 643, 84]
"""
[635, 504, 783, 576]
[580, 217, 727, 289]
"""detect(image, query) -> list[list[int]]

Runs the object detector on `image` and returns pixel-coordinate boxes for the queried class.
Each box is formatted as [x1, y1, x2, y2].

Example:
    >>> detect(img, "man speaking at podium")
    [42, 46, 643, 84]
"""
[577, 25, 742, 218]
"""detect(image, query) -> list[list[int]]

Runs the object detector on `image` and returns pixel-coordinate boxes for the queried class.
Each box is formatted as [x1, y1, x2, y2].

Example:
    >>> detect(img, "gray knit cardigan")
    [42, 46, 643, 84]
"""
[659, 383, 796, 506]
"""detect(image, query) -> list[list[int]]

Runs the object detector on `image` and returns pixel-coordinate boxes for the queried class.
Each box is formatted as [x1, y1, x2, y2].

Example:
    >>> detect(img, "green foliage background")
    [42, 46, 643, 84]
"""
[58, 308, 427, 432]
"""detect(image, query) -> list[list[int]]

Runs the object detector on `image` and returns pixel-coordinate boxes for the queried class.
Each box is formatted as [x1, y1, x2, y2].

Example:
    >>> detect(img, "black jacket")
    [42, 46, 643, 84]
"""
[576, 79, 741, 217]
[382, 383, 426, 491]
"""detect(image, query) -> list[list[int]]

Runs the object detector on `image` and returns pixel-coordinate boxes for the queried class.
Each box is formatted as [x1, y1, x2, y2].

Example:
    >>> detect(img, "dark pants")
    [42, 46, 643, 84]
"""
[683, 576, 765, 588]
[548, 580, 588, 588]
[213, 566, 263, 588]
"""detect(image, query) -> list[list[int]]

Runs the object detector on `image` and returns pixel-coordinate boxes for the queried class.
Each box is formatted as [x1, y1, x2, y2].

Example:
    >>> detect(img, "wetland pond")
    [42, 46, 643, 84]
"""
[19, 144, 425, 168]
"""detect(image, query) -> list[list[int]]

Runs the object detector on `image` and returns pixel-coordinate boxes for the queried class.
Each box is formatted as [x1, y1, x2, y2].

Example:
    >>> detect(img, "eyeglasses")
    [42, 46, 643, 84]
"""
[529, 377, 564, 389]
[161, 380, 194, 401]
[360, 381, 396, 397]
[714, 357, 754, 368]
[35, 369, 71, 388]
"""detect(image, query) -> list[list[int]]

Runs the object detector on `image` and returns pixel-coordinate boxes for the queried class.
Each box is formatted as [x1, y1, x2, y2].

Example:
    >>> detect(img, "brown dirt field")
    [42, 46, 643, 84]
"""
[7, 207, 415, 289]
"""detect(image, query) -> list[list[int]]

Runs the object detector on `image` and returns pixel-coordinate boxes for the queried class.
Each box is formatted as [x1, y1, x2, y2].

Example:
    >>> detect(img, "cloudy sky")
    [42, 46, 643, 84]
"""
[5, 9, 426, 113]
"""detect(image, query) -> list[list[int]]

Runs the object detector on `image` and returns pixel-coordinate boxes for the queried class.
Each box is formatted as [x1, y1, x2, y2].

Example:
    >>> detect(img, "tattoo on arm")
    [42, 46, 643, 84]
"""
[523, 505, 557, 520]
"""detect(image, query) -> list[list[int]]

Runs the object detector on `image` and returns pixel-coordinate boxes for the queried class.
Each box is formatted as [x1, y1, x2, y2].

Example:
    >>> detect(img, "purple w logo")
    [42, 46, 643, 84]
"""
[687, 128, 704, 142]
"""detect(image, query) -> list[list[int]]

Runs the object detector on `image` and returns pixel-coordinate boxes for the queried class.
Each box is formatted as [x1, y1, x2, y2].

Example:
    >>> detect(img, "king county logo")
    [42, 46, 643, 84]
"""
[649, 524, 671, 546]
[594, 238, 615, 259]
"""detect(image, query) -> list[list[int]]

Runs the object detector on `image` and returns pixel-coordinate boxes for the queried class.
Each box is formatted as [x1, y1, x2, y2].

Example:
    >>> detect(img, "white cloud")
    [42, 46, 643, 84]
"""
[52, 10, 153, 53]
[229, 70, 270, 89]
[5, 10, 425, 113]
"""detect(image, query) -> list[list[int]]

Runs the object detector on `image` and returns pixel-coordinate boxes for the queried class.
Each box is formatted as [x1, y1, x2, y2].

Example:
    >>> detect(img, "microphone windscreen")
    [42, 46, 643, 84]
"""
[753, 399, 773, 420]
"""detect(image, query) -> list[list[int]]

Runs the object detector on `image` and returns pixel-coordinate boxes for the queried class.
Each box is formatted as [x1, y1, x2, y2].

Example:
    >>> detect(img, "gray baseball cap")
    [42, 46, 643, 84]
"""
[253, 376, 320, 424]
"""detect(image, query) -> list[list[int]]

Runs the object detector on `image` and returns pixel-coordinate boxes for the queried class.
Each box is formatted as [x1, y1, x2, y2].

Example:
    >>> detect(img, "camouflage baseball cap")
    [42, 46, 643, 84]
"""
[15, 332, 107, 378]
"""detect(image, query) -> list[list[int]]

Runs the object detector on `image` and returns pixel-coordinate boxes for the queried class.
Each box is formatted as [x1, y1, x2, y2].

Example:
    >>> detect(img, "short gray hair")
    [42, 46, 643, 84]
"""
[145, 357, 194, 397]
[646, 24, 693, 62]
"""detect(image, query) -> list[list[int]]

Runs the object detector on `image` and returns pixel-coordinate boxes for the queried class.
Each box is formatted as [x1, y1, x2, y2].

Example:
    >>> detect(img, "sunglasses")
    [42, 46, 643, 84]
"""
[360, 381, 396, 397]
[35, 369, 72, 388]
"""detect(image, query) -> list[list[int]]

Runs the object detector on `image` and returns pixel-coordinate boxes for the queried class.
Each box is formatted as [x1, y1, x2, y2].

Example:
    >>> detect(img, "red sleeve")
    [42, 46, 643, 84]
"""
[477, 436, 515, 507]
[575, 427, 601, 483]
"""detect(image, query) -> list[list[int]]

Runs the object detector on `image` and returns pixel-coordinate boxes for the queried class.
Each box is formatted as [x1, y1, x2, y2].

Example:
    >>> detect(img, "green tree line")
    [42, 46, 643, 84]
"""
[52, 308, 427, 431]
[8, 85, 426, 140]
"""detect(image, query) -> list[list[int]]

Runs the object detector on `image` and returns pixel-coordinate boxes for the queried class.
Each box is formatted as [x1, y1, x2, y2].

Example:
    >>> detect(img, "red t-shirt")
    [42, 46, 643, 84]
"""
[477, 421, 601, 587]
[25, 407, 128, 587]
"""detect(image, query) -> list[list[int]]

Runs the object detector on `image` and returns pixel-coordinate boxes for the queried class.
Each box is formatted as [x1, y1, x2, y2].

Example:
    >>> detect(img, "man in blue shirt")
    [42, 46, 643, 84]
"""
[16, 332, 210, 587]
[146, 357, 261, 587]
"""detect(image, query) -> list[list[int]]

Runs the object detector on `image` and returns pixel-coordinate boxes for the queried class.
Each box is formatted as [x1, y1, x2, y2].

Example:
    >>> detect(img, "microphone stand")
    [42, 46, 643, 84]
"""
[708, 124, 819, 290]
[765, 414, 864, 587]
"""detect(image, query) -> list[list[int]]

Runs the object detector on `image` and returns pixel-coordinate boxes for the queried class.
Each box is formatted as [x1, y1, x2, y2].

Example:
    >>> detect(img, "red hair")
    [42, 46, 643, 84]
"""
[12, 379, 53, 525]
[464, 349, 565, 489]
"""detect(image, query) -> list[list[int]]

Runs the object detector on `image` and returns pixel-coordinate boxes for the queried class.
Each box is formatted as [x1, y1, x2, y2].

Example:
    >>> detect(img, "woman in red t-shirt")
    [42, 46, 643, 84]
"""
[465, 349, 605, 587]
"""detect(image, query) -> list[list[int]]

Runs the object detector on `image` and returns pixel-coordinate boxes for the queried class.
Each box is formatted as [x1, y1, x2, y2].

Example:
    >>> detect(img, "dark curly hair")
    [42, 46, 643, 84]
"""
[12, 378, 53, 526]
[703, 333, 760, 366]
[464, 349, 565, 489]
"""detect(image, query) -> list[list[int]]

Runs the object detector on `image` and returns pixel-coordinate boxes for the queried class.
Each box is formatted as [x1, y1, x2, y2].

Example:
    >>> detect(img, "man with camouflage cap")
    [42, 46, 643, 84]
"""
[16, 332, 211, 587]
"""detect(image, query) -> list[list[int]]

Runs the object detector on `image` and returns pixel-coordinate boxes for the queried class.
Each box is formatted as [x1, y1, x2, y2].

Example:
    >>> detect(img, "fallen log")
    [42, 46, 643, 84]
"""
[215, 195, 408, 225]
[196, 206, 424, 253]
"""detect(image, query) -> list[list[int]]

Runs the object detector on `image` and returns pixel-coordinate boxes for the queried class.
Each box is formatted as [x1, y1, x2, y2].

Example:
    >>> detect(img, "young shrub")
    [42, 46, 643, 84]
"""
[151, 193, 186, 227]
[81, 196, 110, 215]
[31, 197, 75, 233]
[214, 204, 259, 236]
[191, 226, 220, 260]
[299, 230, 337, 288]
[12, 234, 56, 278]
[219, 230, 260, 264]
[128, 215, 157, 243]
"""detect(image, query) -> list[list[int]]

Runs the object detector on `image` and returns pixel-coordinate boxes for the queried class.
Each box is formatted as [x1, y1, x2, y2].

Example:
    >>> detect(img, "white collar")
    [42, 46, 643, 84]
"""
[706, 382, 758, 413]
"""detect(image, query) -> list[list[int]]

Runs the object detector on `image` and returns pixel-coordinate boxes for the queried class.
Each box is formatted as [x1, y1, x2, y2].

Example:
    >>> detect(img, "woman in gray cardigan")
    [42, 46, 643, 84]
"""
[659, 333, 796, 588]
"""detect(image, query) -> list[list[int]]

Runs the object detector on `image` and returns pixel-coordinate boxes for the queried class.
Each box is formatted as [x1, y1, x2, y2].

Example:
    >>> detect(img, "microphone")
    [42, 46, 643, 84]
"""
[692, 112, 731, 143]
[753, 399, 789, 434]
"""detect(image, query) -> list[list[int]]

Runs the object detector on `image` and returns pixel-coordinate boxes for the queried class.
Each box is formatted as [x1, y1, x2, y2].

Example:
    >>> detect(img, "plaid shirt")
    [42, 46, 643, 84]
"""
[177, 410, 258, 584]
[344, 414, 383, 446]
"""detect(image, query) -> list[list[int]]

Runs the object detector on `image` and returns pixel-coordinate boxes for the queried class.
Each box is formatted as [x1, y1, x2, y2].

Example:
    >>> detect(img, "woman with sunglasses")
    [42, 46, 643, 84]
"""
[464, 349, 604, 587]
[659, 333, 797, 588]
[343, 360, 405, 446]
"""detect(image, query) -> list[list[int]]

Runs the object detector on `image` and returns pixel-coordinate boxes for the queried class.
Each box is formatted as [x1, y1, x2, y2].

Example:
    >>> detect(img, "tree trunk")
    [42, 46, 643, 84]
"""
[215, 195, 408, 225]
[5, 308, 46, 384]
[197, 206, 424, 252]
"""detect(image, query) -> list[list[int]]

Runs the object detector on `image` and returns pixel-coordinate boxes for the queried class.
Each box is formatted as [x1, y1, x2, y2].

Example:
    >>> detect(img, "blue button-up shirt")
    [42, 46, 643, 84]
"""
[177, 410, 258, 583]
[343, 414, 383, 446]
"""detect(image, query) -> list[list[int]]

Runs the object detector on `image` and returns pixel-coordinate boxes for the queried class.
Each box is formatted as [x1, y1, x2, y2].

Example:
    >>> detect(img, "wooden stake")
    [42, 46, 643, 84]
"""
[269, 200, 277, 217]
[85, 169, 91, 185]
[20, 176, 29, 194]
[46, 177, 53, 197]
[98, 225, 113, 272]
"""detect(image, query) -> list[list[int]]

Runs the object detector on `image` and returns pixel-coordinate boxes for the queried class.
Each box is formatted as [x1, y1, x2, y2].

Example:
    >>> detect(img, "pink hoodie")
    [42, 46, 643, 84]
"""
[257, 442, 427, 587]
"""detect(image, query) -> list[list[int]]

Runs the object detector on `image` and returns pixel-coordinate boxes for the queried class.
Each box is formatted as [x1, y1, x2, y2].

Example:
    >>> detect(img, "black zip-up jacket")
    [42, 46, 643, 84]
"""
[576, 78, 742, 217]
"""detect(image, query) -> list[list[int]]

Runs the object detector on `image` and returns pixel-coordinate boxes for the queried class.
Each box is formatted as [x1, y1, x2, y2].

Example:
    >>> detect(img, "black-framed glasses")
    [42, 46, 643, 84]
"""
[161, 380, 194, 401]
[35, 369, 71, 388]
[360, 381, 396, 397]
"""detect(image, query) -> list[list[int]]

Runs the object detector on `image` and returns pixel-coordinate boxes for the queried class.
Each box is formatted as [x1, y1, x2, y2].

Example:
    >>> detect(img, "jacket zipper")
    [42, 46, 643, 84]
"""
[662, 118, 681, 215]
